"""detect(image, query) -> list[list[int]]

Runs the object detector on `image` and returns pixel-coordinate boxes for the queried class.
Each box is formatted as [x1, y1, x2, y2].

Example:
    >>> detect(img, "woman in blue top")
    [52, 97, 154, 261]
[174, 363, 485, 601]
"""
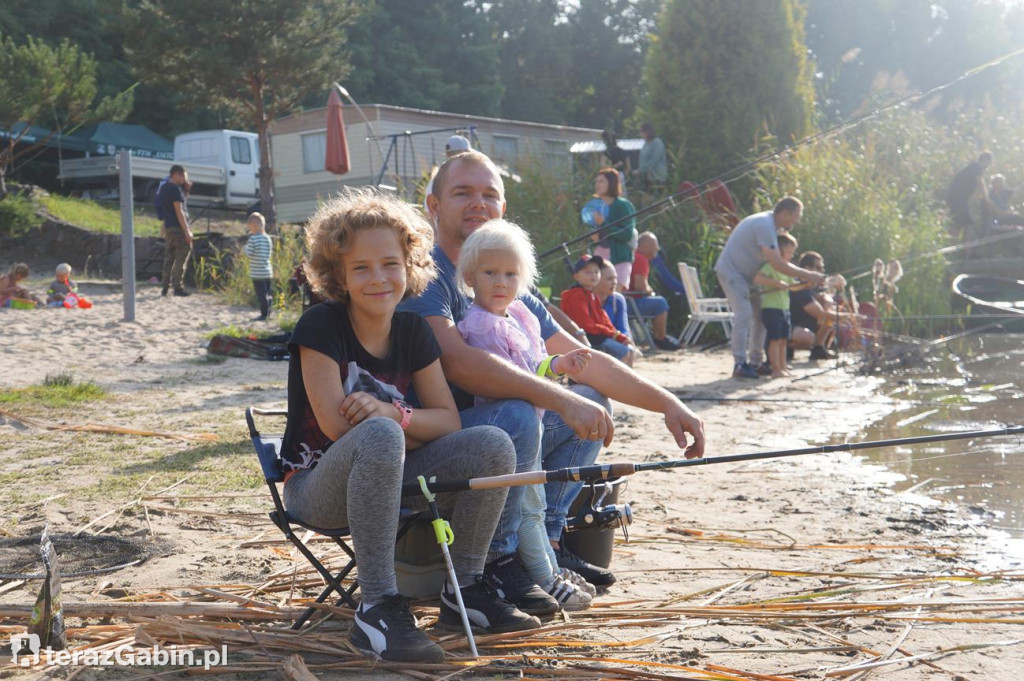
[589, 167, 638, 291]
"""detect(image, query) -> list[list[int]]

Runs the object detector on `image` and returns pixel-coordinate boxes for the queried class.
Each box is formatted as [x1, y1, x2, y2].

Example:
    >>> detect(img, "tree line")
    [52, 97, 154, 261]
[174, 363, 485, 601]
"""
[2, 0, 1023, 227]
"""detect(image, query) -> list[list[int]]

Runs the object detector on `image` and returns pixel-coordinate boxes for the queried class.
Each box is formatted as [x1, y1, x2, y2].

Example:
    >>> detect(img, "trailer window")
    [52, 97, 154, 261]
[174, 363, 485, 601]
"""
[301, 132, 327, 174]
[492, 135, 519, 170]
[231, 137, 252, 164]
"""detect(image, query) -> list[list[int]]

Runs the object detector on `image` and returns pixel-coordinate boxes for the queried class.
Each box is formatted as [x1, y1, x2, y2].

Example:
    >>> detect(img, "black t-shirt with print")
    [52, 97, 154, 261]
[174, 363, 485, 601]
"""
[280, 301, 441, 476]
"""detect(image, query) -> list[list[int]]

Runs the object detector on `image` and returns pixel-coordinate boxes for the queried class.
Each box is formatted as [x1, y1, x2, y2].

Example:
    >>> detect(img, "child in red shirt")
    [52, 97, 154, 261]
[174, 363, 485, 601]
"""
[560, 255, 640, 366]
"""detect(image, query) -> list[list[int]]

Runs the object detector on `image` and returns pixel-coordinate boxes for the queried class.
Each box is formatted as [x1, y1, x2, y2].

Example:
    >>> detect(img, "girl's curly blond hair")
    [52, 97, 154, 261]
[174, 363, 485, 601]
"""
[304, 188, 436, 303]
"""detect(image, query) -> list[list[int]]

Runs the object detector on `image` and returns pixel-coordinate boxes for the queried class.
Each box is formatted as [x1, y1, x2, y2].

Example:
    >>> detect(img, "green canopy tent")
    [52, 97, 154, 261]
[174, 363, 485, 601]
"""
[66, 123, 173, 159]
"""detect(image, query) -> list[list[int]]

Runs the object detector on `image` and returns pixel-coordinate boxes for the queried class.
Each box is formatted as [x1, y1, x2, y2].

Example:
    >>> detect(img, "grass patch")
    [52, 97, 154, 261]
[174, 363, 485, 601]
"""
[0, 373, 106, 408]
[40, 193, 163, 237]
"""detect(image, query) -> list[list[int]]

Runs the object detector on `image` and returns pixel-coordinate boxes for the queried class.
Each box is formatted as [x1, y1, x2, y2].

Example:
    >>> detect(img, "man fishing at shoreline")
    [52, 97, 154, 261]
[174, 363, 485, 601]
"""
[714, 197, 826, 379]
[399, 150, 705, 616]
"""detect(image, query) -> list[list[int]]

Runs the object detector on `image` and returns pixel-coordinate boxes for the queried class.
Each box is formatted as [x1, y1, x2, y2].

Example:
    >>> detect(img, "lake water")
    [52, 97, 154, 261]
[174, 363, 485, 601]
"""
[856, 334, 1024, 560]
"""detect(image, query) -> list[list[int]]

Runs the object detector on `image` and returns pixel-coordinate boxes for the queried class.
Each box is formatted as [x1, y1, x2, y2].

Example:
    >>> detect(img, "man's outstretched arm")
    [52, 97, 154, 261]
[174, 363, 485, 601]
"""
[546, 329, 705, 458]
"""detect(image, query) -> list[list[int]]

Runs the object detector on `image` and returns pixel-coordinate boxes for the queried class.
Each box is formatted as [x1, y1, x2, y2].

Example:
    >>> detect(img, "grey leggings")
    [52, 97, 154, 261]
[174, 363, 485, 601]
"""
[284, 418, 514, 603]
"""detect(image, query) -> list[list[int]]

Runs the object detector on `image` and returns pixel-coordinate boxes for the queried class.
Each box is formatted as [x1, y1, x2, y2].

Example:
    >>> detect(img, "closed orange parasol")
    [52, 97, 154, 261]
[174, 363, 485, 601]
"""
[325, 89, 350, 175]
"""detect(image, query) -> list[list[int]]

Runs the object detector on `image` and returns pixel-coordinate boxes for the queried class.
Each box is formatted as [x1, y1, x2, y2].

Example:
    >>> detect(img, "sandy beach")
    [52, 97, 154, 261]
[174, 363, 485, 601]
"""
[2, 281, 1022, 679]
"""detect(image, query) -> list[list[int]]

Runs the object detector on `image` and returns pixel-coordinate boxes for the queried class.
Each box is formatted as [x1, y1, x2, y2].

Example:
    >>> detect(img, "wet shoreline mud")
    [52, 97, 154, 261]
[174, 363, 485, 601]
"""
[2, 285, 1022, 679]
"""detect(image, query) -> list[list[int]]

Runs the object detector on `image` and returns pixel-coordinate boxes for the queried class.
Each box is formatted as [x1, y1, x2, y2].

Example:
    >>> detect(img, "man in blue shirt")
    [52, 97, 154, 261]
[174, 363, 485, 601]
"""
[400, 150, 705, 612]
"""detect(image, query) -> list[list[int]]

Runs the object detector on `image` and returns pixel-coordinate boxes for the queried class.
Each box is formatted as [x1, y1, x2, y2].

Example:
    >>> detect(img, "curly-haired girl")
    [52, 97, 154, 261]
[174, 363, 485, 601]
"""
[281, 189, 538, 663]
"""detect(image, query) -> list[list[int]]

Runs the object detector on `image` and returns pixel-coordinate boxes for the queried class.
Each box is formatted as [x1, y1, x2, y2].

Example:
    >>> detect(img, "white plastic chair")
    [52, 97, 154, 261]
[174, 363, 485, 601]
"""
[676, 262, 733, 345]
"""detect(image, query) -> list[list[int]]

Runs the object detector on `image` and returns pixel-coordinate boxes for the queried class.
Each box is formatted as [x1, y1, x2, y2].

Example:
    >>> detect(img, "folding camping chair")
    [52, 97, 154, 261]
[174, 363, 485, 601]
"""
[623, 294, 657, 349]
[246, 407, 423, 629]
[676, 262, 734, 345]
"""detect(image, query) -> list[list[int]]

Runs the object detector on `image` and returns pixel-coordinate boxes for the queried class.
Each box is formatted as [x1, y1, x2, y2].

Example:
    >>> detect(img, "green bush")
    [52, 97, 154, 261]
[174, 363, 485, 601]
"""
[0, 194, 42, 237]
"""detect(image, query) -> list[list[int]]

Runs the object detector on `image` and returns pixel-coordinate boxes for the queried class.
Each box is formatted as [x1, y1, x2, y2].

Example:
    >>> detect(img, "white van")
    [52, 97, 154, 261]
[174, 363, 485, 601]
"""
[60, 129, 261, 210]
[174, 130, 260, 207]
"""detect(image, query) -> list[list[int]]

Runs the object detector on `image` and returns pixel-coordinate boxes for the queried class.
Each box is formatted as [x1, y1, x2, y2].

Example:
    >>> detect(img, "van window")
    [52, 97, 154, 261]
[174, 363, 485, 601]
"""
[230, 136, 252, 164]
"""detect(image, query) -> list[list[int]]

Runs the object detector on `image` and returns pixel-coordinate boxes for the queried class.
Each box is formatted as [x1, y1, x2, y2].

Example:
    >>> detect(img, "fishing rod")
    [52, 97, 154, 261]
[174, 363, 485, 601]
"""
[536, 46, 1024, 272]
[400, 425, 1024, 497]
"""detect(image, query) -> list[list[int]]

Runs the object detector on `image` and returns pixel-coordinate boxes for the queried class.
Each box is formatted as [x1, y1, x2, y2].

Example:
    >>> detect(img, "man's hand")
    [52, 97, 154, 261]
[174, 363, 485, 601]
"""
[558, 392, 615, 446]
[553, 348, 591, 377]
[663, 402, 705, 459]
[340, 391, 398, 426]
[184, 229, 194, 246]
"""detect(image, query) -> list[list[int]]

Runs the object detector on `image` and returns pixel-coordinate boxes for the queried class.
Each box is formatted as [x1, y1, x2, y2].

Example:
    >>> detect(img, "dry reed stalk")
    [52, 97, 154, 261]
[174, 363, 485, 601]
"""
[280, 653, 319, 681]
[143, 504, 265, 522]
[619, 566, 1024, 583]
[654, 528, 958, 555]
[194, 587, 279, 609]
[703, 663, 800, 681]
[0, 602, 304, 621]
[824, 638, 1024, 676]
[795, 623, 950, 675]
[74, 474, 155, 535]
[0, 408, 219, 441]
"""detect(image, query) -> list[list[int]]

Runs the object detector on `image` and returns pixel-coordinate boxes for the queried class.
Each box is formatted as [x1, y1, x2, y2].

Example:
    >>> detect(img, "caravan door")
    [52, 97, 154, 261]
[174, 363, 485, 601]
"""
[227, 132, 259, 208]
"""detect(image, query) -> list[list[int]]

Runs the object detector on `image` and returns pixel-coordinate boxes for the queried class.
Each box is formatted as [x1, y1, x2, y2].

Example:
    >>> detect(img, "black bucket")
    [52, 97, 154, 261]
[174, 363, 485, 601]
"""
[562, 478, 630, 569]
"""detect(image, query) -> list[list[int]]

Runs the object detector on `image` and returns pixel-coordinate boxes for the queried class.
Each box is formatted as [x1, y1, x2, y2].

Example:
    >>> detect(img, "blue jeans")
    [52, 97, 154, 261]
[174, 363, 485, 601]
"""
[632, 295, 669, 317]
[541, 384, 610, 541]
[597, 337, 631, 360]
[460, 399, 542, 560]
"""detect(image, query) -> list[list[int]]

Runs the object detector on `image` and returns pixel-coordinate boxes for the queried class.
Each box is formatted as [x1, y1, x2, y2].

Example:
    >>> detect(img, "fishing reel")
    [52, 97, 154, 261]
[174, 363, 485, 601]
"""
[564, 480, 632, 539]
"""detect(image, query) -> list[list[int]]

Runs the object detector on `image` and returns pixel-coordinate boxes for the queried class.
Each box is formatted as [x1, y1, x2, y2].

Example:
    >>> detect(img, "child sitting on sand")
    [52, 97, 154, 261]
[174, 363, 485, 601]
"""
[0, 263, 43, 308]
[455, 220, 597, 611]
[47, 263, 78, 306]
[560, 254, 641, 366]
[754, 233, 798, 377]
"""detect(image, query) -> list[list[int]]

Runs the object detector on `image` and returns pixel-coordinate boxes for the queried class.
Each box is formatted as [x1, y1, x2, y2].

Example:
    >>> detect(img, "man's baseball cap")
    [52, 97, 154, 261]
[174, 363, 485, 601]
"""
[446, 135, 471, 153]
[572, 253, 605, 273]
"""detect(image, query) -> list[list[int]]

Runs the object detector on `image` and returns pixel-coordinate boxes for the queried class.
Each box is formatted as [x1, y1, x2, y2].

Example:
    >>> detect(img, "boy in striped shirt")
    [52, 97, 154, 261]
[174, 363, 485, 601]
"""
[244, 212, 274, 320]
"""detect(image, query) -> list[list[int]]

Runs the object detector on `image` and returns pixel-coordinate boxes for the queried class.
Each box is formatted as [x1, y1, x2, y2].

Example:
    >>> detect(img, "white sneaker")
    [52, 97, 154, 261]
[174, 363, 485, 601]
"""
[558, 567, 597, 596]
[541, 572, 593, 611]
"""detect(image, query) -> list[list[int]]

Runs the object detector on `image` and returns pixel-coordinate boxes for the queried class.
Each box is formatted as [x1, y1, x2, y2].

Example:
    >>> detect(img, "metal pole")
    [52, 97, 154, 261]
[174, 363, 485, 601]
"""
[118, 150, 136, 322]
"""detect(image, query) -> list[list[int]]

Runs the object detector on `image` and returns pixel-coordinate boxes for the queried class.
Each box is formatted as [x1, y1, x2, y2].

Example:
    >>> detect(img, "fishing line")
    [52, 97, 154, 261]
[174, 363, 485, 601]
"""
[537, 45, 1024, 277]
[9, 82, 141, 176]
[669, 392, 964, 408]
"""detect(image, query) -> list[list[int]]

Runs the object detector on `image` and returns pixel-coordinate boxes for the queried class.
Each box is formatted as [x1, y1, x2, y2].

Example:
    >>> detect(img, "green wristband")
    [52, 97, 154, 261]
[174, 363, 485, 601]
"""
[536, 355, 560, 379]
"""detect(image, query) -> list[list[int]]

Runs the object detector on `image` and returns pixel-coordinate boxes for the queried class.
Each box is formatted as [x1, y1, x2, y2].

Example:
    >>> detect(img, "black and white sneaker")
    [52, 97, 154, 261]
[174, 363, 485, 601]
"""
[555, 541, 617, 588]
[351, 595, 445, 663]
[483, 553, 559, 615]
[439, 578, 541, 633]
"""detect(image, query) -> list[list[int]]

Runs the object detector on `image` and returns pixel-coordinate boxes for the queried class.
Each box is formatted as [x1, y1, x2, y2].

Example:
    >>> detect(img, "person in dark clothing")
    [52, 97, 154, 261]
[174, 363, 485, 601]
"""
[947, 151, 993, 242]
[159, 165, 193, 297]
